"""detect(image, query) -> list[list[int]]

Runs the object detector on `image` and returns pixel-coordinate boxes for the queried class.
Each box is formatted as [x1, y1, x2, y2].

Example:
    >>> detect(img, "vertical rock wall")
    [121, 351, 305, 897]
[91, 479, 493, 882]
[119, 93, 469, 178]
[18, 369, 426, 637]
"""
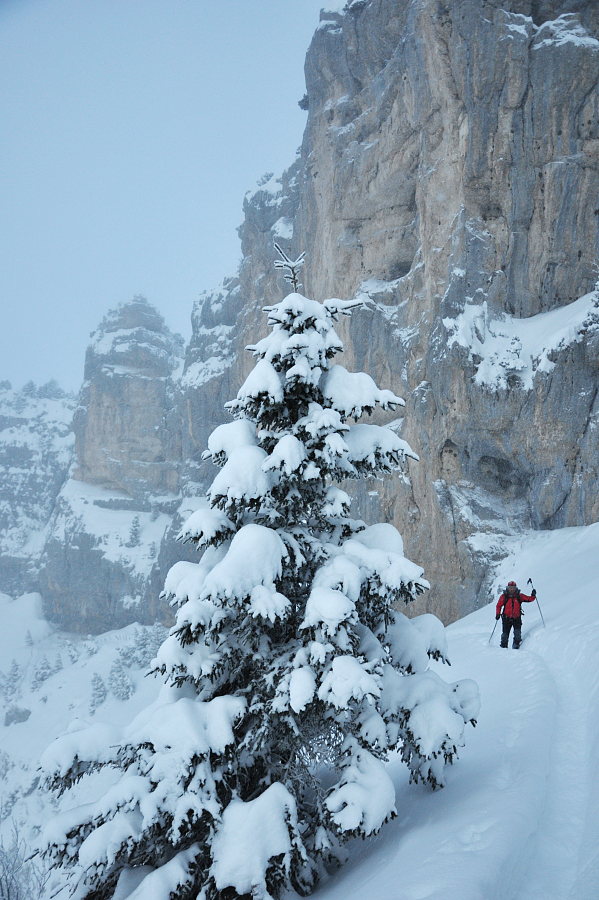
[184, 0, 599, 621]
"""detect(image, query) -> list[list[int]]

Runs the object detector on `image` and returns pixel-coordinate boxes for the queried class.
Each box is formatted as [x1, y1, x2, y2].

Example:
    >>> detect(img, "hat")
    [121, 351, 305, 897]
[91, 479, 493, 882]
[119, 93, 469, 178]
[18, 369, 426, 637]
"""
[507, 580, 517, 587]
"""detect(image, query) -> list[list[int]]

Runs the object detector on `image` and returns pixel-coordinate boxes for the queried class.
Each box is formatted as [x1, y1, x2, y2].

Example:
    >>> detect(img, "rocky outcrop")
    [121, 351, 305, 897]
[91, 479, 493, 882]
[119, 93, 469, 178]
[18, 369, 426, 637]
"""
[73, 296, 184, 498]
[181, 0, 599, 621]
[40, 298, 189, 633]
[0, 382, 75, 595]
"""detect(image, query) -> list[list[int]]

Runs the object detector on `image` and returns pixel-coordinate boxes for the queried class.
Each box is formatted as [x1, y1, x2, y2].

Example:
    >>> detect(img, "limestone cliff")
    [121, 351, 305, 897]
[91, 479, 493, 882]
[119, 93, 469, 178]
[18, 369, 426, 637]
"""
[184, 0, 599, 621]
[40, 298, 188, 633]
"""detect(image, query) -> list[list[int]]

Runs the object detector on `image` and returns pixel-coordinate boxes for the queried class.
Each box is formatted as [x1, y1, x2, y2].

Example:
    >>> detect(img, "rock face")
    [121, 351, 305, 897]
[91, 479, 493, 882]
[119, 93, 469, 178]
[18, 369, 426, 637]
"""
[0, 382, 75, 595]
[182, 0, 599, 621]
[2, 1, 598, 629]
[178, 278, 244, 490]
[40, 298, 189, 633]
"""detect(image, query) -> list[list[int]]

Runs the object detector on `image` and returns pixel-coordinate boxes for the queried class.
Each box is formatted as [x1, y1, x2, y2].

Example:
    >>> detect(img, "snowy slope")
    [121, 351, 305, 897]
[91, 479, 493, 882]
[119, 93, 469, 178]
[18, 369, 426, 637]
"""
[0, 596, 166, 853]
[307, 523, 599, 900]
[1, 523, 598, 899]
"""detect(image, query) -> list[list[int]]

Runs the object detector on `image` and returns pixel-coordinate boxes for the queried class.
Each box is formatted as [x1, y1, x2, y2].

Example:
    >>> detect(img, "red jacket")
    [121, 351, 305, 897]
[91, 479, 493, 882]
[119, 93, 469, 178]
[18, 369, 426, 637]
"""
[496, 591, 535, 618]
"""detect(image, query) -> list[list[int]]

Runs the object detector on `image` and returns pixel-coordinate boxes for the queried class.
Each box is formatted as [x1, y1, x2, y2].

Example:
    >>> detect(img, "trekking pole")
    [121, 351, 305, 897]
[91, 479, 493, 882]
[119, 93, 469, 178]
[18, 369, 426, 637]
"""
[488, 618, 499, 644]
[527, 577, 546, 628]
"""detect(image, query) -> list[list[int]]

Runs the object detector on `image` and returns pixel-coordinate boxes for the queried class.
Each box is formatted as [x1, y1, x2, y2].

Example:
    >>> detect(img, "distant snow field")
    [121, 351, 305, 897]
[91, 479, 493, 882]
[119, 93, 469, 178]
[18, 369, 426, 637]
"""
[1, 522, 598, 899]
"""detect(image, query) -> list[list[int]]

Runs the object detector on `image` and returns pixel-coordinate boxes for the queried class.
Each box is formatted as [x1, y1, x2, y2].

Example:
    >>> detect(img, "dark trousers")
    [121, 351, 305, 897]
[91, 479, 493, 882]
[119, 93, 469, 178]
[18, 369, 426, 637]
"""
[500, 616, 522, 648]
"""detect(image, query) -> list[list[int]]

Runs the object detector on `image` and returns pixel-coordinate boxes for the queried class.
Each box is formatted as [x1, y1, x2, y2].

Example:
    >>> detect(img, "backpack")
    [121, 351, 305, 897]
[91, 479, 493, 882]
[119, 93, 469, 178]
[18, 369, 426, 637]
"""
[503, 587, 523, 618]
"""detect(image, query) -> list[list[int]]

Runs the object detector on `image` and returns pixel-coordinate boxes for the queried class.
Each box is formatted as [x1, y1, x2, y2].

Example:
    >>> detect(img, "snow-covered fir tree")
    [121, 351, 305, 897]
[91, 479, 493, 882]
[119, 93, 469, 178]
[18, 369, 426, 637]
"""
[108, 658, 134, 701]
[3, 660, 22, 703]
[64, 642, 80, 665]
[126, 516, 141, 548]
[40, 253, 479, 900]
[30, 655, 52, 692]
[89, 673, 108, 716]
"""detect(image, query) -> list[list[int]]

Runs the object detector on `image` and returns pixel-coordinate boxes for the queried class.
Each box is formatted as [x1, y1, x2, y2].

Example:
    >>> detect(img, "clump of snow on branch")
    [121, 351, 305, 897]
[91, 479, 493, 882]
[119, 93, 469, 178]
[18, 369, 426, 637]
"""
[211, 783, 307, 898]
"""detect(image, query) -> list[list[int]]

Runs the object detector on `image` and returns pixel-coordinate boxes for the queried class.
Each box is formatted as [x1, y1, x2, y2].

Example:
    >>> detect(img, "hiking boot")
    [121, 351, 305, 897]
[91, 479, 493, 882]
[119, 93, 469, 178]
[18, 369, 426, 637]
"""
[513, 642, 520, 649]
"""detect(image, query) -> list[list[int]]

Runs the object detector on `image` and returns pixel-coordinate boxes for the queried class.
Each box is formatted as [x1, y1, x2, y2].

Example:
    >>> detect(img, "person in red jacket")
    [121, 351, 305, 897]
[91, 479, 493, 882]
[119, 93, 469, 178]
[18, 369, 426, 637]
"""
[496, 580, 536, 649]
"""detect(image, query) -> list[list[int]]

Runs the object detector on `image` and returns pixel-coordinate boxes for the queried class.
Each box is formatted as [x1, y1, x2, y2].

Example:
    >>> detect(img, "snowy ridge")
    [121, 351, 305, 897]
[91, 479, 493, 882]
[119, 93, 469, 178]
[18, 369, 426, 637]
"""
[0, 592, 166, 869]
[181, 281, 240, 389]
[318, 1, 367, 26]
[88, 296, 184, 380]
[442, 289, 598, 390]
[248, 171, 285, 201]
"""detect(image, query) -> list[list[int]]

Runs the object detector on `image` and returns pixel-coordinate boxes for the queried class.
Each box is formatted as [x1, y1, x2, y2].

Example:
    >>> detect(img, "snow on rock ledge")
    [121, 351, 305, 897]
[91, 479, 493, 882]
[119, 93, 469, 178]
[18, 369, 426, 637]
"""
[533, 14, 599, 51]
[442, 290, 598, 391]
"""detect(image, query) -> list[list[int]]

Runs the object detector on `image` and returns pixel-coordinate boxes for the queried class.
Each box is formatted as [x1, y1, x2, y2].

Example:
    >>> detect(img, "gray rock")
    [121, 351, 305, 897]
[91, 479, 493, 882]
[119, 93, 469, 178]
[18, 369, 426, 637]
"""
[185, 0, 598, 622]
[4, 705, 31, 727]
[73, 295, 184, 498]
[0, 383, 75, 595]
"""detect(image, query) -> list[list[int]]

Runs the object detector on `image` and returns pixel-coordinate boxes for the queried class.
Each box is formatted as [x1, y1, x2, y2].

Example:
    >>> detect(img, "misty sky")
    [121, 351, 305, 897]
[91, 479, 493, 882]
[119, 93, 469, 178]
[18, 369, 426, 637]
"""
[0, 0, 330, 391]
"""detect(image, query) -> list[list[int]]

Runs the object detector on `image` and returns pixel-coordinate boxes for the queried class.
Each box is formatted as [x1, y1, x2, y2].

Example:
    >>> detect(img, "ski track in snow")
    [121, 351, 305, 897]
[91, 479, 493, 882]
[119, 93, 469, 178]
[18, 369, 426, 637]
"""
[308, 524, 599, 900]
[514, 622, 599, 899]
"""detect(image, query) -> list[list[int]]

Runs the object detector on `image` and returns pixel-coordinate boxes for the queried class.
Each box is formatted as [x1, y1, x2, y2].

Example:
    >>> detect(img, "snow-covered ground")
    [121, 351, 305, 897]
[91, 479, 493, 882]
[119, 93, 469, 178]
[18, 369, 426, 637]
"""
[310, 522, 599, 900]
[1, 522, 598, 899]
